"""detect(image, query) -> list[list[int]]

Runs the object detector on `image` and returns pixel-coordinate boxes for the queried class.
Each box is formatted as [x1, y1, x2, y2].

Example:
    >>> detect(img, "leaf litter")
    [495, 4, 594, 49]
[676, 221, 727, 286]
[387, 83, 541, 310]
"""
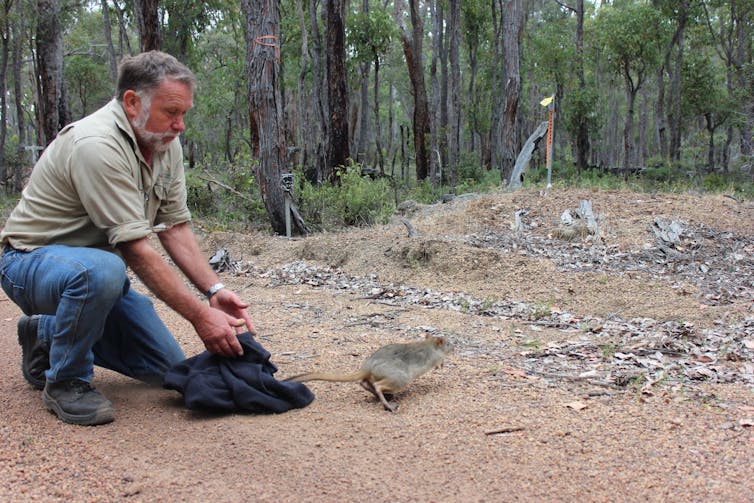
[217, 197, 754, 399]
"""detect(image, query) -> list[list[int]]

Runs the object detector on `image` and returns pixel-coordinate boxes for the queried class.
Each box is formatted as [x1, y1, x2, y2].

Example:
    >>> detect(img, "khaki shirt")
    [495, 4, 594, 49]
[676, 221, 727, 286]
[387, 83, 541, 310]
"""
[1, 100, 191, 251]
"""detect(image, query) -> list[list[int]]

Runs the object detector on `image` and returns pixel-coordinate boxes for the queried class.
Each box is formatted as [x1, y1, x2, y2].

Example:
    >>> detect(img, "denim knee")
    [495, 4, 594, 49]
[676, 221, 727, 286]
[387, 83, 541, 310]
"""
[77, 254, 129, 303]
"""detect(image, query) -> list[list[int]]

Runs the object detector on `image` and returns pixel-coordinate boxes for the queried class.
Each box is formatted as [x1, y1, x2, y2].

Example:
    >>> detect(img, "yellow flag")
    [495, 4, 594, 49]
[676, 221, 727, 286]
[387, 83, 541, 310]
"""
[540, 94, 554, 107]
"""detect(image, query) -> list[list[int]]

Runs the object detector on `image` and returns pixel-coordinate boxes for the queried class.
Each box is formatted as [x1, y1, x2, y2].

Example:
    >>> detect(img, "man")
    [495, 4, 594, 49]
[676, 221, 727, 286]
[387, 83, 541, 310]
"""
[0, 51, 253, 426]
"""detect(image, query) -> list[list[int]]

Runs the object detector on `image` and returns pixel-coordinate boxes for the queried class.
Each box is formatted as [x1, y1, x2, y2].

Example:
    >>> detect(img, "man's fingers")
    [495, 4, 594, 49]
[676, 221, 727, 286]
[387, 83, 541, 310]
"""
[232, 318, 245, 327]
[227, 332, 244, 356]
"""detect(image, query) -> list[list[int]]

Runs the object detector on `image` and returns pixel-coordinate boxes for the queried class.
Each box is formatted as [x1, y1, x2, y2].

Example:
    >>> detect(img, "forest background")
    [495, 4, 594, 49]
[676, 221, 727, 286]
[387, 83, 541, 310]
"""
[0, 0, 752, 234]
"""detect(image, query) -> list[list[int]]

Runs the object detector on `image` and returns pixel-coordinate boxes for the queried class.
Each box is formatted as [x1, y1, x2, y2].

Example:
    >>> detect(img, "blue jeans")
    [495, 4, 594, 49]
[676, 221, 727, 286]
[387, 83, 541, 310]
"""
[0, 244, 185, 384]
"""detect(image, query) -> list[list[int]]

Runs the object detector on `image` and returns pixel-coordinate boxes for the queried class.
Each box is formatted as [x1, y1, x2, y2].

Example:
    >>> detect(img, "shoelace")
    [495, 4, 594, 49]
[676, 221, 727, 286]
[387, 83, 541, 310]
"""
[66, 380, 95, 395]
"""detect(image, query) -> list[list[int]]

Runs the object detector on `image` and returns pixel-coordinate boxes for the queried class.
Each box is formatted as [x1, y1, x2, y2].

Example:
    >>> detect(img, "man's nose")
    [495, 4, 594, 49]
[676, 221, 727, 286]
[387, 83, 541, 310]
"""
[173, 115, 186, 132]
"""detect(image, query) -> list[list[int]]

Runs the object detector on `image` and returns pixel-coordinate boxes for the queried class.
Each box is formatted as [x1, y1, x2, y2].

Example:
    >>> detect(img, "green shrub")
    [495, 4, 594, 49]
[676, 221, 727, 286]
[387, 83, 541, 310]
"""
[296, 162, 395, 230]
[701, 172, 730, 192]
[186, 161, 268, 231]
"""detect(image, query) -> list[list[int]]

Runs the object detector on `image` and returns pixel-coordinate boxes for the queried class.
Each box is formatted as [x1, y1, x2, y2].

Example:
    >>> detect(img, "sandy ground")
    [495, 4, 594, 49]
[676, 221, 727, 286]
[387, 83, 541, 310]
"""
[1, 187, 753, 502]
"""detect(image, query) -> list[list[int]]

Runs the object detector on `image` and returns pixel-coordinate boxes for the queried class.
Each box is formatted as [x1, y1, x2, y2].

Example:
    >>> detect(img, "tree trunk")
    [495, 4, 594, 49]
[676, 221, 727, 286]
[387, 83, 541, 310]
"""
[429, 0, 441, 183]
[705, 113, 715, 173]
[111, 0, 133, 56]
[355, 63, 369, 164]
[295, 0, 311, 174]
[488, 0, 501, 173]
[447, 0, 460, 189]
[101, 0, 118, 82]
[354, 0, 370, 166]
[655, 60, 668, 162]
[638, 90, 649, 167]
[241, 0, 307, 235]
[497, 0, 523, 182]
[668, 1, 687, 162]
[12, 0, 27, 190]
[37, 0, 65, 146]
[395, 0, 430, 180]
[163, 0, 193, 61]
[574, 0, 589, 173]
[373, 56, 384, 175]
[135, 0, 161, 52]
[0, 0, 10, 184]
[387, 80, 395, 165]
[466, 25, 479, 157]
[623, 82, 638, 175]
[438, 1, 448, 182]
[607, 83, 620, 169]
[308, 0, 328, 184]
[733, 4, 752, 162]
[326, 0, 349, 180]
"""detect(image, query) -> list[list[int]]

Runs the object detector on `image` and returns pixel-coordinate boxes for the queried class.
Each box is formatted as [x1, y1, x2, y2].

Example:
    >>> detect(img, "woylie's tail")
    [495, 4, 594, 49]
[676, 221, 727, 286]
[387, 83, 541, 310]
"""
[284, 370, 368, 383]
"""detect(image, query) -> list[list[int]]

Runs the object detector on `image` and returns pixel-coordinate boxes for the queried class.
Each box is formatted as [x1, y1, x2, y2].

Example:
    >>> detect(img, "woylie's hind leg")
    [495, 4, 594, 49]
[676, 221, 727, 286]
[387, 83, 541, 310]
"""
[359, 379, 377, 395]
[373, 383, 397, 412]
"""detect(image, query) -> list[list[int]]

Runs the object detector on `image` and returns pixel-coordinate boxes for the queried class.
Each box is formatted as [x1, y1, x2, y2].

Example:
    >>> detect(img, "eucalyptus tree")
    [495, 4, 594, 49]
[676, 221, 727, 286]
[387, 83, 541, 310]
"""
[526, 4, 574, 172]
[681, 50, 732, 172]
[554, 0, 592, 172]
[594, 2, 667, 174]
[162, 0, 226, 64]
[189, 10, 248, 166]
[447, 0, 460, 189]
[429, 0, 443, 183]
[394, 0, 430, 180]
[652, 0, 696, 164]
[305, 0, 328, 184]
[133, 0, 160, 51]
[0, 0, 12, 183]
[326, 0, 350, 180]
[37, 0, 69, 146]
[100, 0, 118, 81]
[241, 0, 307, 235]
[701, 0, 754, 169]
[491, 0, 524, 181]
[64, 7, 117, 118]
[348, 3, 396, 175]
[462, 0, 492, 159]
[11, 0, 28, 190]
[353, 0, 370, 166]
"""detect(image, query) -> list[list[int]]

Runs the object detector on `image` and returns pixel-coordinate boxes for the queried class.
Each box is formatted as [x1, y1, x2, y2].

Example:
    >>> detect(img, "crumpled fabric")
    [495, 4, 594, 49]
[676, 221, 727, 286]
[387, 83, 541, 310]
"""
[163, 332, 314, 413]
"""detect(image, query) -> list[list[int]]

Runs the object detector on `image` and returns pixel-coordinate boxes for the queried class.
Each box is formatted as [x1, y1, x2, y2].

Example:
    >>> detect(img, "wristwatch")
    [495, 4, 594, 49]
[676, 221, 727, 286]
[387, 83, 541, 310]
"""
[205, 282, 225, 299]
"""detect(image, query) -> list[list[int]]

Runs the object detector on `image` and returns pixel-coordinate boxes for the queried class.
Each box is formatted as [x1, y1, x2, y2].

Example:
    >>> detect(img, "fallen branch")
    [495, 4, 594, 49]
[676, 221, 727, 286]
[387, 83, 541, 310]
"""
[485, 426, 525, 436]
[199, 171, 255, 202]
[401, 218, 419, 237]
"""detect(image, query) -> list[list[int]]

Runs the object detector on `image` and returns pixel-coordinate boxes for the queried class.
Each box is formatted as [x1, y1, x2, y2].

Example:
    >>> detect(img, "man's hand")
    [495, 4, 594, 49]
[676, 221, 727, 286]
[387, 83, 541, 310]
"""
[209, 288, 255, 335]
[193, 307, 247, 357]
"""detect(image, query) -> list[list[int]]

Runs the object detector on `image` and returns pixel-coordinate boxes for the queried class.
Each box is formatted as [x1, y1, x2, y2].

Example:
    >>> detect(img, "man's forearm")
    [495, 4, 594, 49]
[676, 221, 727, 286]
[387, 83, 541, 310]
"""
[117, 237, 207, 324]
[157, 222, 221, 295]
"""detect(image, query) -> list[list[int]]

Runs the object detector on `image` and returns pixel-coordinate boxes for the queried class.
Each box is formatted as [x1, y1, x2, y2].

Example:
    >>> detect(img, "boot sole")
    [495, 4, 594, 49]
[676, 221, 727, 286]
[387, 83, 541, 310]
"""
[43, 390, 115, 426]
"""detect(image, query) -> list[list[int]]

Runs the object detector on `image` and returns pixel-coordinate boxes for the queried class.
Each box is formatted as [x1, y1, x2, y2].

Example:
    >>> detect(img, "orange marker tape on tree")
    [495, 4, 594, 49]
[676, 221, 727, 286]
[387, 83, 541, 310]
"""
[254, 35, 280, 64]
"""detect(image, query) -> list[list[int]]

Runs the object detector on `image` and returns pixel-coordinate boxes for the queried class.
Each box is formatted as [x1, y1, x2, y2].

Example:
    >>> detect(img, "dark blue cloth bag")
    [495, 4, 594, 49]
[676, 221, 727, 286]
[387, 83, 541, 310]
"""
[163, 332, 314, 413]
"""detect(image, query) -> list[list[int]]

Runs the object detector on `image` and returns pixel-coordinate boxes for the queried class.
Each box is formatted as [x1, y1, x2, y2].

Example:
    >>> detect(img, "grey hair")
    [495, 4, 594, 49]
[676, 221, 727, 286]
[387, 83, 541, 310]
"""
[116, 50, 195, 101]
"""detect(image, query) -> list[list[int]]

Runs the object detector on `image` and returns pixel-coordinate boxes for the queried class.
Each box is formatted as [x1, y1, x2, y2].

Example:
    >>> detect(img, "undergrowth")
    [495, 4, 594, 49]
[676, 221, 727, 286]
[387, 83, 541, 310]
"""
[1, 158, 751, 232]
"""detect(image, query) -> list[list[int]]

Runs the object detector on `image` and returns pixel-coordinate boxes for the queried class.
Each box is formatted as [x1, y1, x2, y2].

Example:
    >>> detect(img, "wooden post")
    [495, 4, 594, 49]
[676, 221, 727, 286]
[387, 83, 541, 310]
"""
[545, 97, 556, 193]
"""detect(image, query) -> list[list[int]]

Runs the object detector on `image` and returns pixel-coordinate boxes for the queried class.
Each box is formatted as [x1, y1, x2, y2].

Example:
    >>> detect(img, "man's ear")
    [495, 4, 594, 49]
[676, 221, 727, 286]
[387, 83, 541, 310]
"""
[122, 90, 141, 121]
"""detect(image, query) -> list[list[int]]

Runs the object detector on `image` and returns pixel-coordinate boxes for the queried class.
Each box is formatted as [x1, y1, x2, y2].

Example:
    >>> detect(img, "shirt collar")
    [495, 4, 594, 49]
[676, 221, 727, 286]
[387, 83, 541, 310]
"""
[109, 99, 151, 166]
